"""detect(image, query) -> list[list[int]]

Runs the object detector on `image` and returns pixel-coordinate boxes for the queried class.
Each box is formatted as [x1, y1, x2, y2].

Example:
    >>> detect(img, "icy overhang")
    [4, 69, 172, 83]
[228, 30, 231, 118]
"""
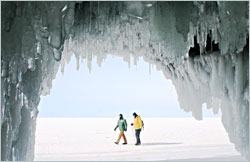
[1, 1, 249, 161]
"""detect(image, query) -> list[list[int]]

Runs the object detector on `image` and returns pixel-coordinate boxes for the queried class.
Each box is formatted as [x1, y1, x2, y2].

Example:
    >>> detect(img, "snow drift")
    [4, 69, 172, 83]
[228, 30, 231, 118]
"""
[1, 1, 249, 160]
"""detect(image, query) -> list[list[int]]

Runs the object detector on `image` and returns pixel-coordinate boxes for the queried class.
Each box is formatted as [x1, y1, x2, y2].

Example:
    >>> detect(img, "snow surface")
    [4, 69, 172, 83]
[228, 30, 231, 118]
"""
[34, 118, 246, 161]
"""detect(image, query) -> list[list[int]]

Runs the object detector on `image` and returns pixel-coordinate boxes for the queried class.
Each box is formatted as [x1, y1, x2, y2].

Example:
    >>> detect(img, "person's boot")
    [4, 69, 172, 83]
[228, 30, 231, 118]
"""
[122, 143, 127, 145]
[114, 142, 118, 145]
[135, 143, 141, 145]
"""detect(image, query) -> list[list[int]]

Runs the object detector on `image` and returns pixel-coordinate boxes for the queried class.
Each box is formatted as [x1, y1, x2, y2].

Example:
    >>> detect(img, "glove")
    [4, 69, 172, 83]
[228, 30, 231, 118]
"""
[114, 128, 116, 131]
[125, 129, 127, 131]
[131, 123, 133, 126]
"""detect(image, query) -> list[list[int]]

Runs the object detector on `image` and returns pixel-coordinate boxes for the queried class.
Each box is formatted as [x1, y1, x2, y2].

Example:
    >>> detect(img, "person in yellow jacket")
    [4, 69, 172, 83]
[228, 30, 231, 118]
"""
[131, 112, 143, 145]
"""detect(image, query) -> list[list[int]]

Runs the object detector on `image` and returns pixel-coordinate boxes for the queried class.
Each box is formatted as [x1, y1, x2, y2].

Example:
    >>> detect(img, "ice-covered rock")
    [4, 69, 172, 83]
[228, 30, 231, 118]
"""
[1, 1, 248, 161]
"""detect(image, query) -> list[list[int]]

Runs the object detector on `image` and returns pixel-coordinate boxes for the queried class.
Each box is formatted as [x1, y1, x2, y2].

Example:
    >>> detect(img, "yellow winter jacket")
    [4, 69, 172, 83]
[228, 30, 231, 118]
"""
[133, 115, 143, 130]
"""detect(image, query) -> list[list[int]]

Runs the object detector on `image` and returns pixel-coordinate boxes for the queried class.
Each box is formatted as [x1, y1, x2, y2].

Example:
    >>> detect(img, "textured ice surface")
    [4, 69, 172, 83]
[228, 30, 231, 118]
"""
[34, 118, 245, 161]
[1, 1, 249, 161]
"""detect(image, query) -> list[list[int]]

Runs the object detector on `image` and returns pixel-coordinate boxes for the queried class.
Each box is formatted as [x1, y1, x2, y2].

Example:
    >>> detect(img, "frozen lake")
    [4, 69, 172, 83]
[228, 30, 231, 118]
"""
[34, 118, 246, 161]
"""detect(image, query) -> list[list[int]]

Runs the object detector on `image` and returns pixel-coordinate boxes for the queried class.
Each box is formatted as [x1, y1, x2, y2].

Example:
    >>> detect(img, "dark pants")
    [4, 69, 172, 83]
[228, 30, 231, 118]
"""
[135, 129, 141, 144]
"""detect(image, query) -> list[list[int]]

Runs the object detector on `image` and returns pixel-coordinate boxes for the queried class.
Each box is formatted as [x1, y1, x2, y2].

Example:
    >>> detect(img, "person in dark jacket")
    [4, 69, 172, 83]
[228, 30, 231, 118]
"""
[131, 112, 143, 145]
[114, 114, 128, 145]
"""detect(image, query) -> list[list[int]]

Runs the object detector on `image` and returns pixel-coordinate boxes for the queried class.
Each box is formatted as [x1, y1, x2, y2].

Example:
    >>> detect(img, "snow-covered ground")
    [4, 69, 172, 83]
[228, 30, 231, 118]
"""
[34, 118, 246, 161]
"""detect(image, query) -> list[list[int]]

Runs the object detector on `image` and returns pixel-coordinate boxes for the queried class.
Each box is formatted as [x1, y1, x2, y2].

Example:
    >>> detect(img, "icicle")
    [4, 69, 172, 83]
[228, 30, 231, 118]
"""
[76, 56, 80, 71]
[146, 3, 152, 7]
[87, 53, 92, 73]
[36, 42, 41, 55]
[18, 72, 23, 83]
[158, 42, 161, 55]
[61, 5, 68, 12]
[149, 63, 151, 75]
[1, 60, 9, 78]
[53, 48, 62, 61]
[27, 58, 36, 71]
[60, 62, 65, 75]
[134, 56, 138, 66]
[97, 55, 103, 68]
[128, 54, 131, 69]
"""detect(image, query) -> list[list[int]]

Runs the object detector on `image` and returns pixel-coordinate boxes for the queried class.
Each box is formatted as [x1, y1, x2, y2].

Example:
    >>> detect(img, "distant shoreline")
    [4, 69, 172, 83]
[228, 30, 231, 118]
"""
[165, 155, 247, 161]
[37, 117, 221, 119]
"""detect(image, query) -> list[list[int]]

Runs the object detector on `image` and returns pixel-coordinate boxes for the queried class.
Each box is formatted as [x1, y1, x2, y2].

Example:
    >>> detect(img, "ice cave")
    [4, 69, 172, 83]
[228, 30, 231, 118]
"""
[1, 1, 249, 161]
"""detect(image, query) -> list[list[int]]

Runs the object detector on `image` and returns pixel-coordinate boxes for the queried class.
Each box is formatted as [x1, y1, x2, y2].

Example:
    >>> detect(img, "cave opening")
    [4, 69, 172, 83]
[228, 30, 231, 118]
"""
[205, 30, 220, 53]
[188, 36, 200, 57]
[188, 31, 220, 58]
[32, 54, 242, 161]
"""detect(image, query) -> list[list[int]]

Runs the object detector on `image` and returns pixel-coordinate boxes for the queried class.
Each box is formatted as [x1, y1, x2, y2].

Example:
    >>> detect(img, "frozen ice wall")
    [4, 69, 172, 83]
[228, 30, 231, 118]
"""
[1, 1, 249, 161]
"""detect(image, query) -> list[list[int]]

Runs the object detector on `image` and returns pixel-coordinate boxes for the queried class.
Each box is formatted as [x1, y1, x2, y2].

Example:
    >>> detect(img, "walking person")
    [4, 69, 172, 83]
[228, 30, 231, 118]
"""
[114, 114, 128, 145]
[131, 112, 143, 145]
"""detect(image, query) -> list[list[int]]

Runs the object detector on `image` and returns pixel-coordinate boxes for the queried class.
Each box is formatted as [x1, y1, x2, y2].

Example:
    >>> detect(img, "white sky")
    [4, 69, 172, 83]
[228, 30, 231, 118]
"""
[38, 55, 221, 118]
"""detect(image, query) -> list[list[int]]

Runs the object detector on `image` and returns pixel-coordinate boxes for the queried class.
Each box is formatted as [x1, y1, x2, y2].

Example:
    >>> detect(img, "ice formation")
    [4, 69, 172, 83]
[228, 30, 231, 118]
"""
[1, 1, 249, 161]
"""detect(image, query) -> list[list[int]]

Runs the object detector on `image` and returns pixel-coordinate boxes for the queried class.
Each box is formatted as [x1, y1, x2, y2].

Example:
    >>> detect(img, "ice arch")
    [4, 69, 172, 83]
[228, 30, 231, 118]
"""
[1, 1, 249, 161]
